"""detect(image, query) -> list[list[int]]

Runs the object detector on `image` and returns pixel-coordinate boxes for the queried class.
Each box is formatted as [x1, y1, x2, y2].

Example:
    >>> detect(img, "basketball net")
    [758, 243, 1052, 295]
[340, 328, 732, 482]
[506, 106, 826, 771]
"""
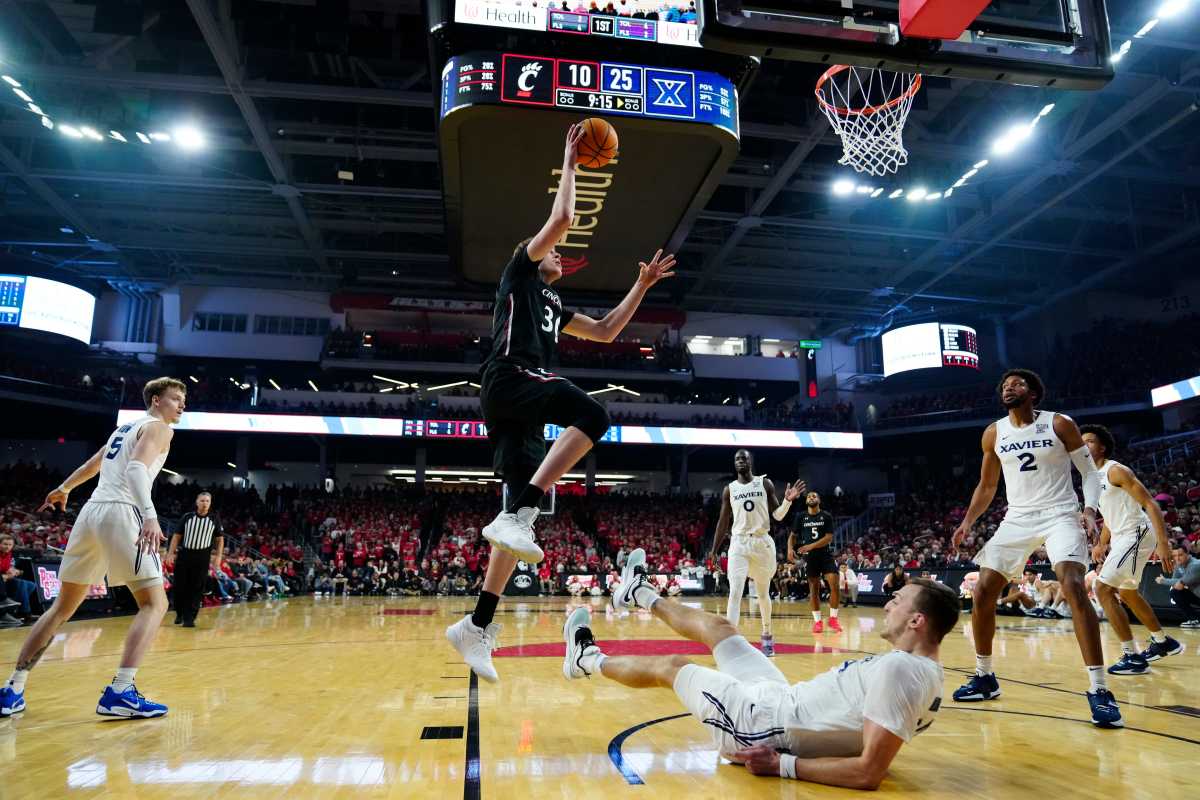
[815, 66, 922, 177]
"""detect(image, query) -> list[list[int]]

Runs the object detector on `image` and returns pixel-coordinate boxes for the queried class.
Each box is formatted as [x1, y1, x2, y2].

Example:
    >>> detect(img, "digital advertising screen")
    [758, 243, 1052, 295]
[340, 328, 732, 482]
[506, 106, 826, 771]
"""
[1151, 374, 1200, 408]
[882, 322, 979, 377]
[117, 410, 864, 450]
[453, 0, 701, 47]
[0, 274, 96, 344]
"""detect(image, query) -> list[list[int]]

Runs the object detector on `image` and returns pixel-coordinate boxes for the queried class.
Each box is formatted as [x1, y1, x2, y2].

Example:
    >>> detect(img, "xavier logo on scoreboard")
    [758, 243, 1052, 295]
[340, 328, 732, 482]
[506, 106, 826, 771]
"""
[645, 67, 696, 119]
[502, 54, 556, 106]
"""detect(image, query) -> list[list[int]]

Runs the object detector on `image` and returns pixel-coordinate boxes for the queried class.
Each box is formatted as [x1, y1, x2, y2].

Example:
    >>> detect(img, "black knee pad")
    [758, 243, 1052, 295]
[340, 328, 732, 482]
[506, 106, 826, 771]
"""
[574, 397, 610, 443]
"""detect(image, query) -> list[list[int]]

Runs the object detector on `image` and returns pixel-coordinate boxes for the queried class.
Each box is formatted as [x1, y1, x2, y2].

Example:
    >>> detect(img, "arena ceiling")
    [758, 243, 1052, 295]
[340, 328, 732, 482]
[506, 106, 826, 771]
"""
[0, 0, 1198, 334]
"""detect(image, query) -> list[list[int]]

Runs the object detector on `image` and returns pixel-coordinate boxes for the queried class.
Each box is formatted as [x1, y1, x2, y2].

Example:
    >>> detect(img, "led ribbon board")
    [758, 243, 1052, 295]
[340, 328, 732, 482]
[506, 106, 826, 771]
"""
[439, 50, 739, 292]
[1151, 375, 1200, 408]
[116, 410, 863, 450]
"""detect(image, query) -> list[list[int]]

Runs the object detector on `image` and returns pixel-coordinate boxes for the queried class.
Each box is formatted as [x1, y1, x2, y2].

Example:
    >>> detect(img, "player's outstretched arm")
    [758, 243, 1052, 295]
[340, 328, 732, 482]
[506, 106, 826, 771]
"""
[951, 424, 1001, 555]
[709, 485, 733, 561]
[562, 249, 675, 342]
[528, 123, 585, 263]
[735, 720, 903, 789]
[127, 422, 173, 552]
[38, 445, 107, 512]
[1109, 463, 1173, 566]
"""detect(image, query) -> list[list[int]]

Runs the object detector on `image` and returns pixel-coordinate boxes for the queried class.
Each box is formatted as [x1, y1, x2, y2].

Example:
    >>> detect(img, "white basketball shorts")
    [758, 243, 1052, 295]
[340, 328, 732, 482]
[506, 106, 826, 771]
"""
[1097, 524, 1154, 591]
[59, 501, 163, 589]
[975, 503, 1087, 580]
[673, 635, 788, 758]
[727, 534, 777, 585]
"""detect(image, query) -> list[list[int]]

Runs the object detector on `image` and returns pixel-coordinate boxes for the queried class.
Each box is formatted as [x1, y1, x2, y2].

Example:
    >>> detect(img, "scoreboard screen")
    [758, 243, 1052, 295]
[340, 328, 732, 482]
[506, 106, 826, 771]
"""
[0, 274, 96, 344]
[443, 52, 738, 136]
[882, 322, 980, 377]
[453, 0, 700, 47]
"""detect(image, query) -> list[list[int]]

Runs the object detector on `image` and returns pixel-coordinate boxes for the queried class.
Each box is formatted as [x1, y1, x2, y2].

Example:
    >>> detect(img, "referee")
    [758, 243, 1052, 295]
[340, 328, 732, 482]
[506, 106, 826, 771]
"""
[167, 492, 224, 628]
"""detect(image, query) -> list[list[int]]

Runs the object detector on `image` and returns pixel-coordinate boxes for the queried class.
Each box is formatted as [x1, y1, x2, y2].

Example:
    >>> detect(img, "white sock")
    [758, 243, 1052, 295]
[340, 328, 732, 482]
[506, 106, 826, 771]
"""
[7, 669, 29, 693]
[1120, 640, 1136, 656]
[632, 584, 660, 611]
[578, 648, 607, 676]
[111, 667, 137, 693]
[1087, 665, 1106, 693]
[830, 608, 839, 619]
[812, 611, 821, 622]
[976, 655, 993, 677]
[1149, 630, 1167, 644]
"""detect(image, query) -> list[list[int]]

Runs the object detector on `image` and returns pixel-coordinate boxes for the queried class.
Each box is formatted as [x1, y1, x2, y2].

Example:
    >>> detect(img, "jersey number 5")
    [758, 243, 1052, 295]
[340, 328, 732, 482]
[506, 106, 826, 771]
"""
[541, 307, 559, 343]
[1017, 453, 1038, 472]
[105, 436, 125, 460]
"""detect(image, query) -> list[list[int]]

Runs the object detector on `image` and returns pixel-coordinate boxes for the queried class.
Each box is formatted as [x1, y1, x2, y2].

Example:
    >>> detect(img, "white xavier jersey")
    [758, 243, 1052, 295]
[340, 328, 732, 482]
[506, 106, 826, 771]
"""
[777, 651, 943, 758]
[89, 415, 169, 507]
[994, 410, 1078, 514]
[729, 475, 770, 536]
[1098, 460, 1149, 536]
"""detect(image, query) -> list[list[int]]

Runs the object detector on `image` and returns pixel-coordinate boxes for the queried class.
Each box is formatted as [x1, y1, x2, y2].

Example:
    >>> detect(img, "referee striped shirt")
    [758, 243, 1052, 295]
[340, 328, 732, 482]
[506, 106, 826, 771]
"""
[178, 511, 224, 554]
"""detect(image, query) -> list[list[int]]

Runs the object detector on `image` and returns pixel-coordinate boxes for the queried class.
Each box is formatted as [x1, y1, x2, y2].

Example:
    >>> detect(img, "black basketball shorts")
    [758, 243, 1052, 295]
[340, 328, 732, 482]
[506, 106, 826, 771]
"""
[803, 548, 838, 577]
[480, 362, 605, 483]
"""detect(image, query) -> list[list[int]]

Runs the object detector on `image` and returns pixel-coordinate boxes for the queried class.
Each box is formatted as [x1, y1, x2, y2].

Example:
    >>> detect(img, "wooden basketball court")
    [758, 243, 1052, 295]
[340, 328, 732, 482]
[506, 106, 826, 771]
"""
[2, 596, 1196, 799]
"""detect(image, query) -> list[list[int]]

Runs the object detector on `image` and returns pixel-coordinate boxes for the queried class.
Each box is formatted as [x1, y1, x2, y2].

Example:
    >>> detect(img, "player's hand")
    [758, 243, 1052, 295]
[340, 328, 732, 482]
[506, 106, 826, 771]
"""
[138, 518, 165, 554]
[732, 745, 780, 777]
[1091, 542, 1106, 564]
[39, 487, 69, 512]
[563, 122, 585, 168]
[164, 551, 176, 568]
[1156, 541, 1173, 568]
[636, 249, 677, 287]
[1175, 581, 1186, 591]
[784, 479, 807, 502]
[1080, 509, 1099, 541]
[950, 522, 971, 557]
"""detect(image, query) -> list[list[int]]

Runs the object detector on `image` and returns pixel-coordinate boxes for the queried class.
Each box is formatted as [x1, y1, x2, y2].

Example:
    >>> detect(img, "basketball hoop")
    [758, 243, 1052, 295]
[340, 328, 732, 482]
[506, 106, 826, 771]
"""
[815, 66, 922, 177]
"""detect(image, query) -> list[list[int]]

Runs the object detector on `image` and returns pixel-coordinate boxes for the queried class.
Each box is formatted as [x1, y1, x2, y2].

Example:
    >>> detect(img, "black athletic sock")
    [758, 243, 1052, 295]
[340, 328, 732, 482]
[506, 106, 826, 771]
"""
[472, 591, 501, 629]
[506, 484, 545, 514]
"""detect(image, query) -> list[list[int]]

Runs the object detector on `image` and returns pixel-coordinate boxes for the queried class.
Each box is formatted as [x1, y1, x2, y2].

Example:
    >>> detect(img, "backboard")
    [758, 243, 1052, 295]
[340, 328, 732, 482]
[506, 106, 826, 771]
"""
[699, 0, 1114, 89]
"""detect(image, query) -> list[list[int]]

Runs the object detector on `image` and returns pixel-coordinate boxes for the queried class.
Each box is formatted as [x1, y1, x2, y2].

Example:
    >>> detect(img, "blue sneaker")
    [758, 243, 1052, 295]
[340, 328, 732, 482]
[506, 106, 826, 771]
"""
[761, 633, 775, 657]
[0, 685, 25, 716]
[1107, 653, 1150, 675]
[1087, 688, 1123, 728]
[96, 685, 168, 718]
[953, 673, 1001, 702]
[1140, 636, 1183, 663]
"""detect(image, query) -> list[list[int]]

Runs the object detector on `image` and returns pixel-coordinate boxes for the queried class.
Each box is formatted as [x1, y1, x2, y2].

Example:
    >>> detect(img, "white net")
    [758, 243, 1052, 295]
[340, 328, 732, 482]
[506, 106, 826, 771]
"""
[815, 66, 922, 177]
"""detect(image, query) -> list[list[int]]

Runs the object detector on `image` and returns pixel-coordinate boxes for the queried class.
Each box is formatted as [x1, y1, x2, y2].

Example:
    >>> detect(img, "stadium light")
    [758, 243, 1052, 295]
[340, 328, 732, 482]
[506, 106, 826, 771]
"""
[1, 76, 19, 87]
[12, 87, 32, 102]
[109, 131, 127, 142]
[307, 380, 319, 392]
[79, 126, 103, 141]
[756, 396, 767, 405]
[148, 131, 171, 142]
[226, 462, 237, 469]
[889, 189, 904, 199]
[135, 132, 151, 144]
[992, 123, 1034, 156]
[855, 185, 873, 194]
[973, 160, 989, 169]
[188, 375, 199, 383]
[1159, 0, 1189, 17]
[426, 380, 468, 391]
[268, 378, 281, 390]
[59, 125, 83, 139]
[832, 179, 856, 196]
[1134, 19, 1160, 37]
[41, 117, 53, 129]
[926, 192, 943, 201]
[870, 188, 885, 198]
[27, 103, 43, 115]
[173, 125, 206, 151]
[906, 187, 928, 202]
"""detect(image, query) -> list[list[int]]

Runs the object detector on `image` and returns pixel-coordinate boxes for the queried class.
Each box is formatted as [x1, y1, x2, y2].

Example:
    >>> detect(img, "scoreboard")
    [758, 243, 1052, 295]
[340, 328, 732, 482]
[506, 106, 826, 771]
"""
[442, 51, 738, 137]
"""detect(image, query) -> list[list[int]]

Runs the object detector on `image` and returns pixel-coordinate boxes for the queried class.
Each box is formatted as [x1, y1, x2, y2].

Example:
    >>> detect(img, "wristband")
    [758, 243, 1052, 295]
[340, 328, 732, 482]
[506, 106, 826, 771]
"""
[772, 498, 792, 521]
[779, 753, 797, 779]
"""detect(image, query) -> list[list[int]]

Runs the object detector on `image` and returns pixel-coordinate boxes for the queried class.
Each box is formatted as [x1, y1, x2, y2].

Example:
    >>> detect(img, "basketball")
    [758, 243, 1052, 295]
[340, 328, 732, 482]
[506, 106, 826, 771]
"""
[577, 117, 618, 169]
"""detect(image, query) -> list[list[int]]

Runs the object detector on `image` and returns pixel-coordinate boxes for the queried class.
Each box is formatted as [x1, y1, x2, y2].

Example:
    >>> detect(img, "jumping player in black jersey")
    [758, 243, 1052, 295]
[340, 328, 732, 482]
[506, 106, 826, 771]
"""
[446, 123, 676, 682]
[787, 492, 841, 634]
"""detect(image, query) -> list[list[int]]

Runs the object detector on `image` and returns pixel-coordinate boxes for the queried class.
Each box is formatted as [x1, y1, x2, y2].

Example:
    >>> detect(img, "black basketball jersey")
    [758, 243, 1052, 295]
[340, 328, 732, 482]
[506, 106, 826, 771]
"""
[484, 244, 576, 372]
[795, 510, 835, 552]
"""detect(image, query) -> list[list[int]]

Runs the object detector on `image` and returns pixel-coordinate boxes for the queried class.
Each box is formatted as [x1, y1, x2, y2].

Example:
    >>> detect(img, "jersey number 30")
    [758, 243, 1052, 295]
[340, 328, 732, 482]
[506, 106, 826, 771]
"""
[1017, 453, 1038, 472]
[541, 307, 559, 343]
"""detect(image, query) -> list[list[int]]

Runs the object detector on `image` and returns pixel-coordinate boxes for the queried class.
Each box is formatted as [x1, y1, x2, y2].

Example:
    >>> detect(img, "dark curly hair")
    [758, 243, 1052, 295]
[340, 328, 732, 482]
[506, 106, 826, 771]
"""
[1079, 423, 1116, 458]
[997, 368, 1045, 406]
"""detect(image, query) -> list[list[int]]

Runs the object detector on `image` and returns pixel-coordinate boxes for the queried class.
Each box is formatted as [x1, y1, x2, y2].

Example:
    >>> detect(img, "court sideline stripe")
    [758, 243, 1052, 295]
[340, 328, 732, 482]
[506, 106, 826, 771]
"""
[464, 671, 481, 800]
[607, 713, 690, 784]
[944, 706, 1200, 746]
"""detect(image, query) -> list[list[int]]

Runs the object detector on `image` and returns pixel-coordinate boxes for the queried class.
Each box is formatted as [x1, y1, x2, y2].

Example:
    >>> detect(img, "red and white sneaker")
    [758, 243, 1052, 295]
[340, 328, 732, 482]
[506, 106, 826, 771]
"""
[828, 617, 843, 633]
[812, 619, 824, 634]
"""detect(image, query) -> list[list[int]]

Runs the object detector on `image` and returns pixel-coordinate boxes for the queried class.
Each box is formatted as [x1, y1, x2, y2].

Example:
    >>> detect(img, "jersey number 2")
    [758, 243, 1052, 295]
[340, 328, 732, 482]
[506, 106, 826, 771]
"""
[541, 307, 559, 343]
[105, 436, 125, 460]
[1017, 453, 1038, 472]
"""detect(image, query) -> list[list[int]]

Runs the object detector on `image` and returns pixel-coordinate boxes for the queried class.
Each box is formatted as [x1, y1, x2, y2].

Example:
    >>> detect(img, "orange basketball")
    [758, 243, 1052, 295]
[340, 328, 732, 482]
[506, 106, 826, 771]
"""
[577, 117, 618, 169]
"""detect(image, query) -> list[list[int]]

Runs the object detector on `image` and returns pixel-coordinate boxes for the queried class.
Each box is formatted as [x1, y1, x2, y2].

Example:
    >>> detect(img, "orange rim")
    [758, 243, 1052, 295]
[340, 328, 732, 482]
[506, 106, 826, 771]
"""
[814, 65, 922, 117]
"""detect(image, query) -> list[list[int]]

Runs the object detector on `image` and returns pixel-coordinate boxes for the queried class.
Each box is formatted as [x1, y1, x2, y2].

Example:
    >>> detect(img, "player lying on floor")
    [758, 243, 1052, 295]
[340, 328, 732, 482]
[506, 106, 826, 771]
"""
[562, 548, 958, 789]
